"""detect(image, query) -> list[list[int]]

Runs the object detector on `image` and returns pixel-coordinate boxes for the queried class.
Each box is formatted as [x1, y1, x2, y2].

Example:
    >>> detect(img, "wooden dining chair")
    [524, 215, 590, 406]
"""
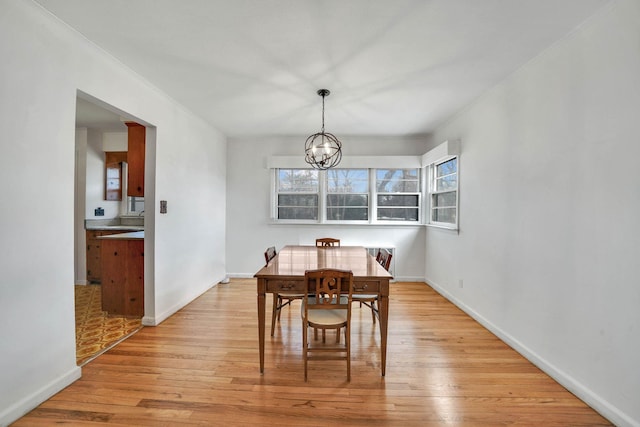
[316, 237, 340, 247]
[264, 246, 276, 264]
[264, 246, 305, 337]
[301, 268, 354, 381]
[352, 248, 392, 324]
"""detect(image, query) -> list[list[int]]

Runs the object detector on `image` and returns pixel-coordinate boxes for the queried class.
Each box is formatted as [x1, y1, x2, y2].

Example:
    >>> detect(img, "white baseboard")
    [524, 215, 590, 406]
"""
[0, 365, 81, 427]
[392, 275, 423, 282]
[142, 280, 220, 326]
[226, 273, 255, 279]
[226, 273, 423, 283]
[424, 276, 637, 427]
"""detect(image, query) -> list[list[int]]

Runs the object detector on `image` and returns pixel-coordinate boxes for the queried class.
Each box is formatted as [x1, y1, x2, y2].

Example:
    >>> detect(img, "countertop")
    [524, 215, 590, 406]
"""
[85, 217, 144, 231]
[97, 231, 144, 240]
[86, 225, 144, 231]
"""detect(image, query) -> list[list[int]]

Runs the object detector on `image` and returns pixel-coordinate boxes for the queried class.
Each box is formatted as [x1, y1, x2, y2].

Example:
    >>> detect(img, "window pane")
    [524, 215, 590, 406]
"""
[327, 208, 368, 220]
[376, 169, 419, 192]
[378, 194, 419, 207]
[278, 207, 318, 220]
[436, 158, 457, 177]
[435, 175, 457, 191]
[327, 169, 368, 193]
[432, 192, 456, 207]
[278, 169, 318, 192]
[431, 207, 456, 223]
[327, 194, 368, 207]
[278, 194, 318, 207]
[377, 207, 419, 221]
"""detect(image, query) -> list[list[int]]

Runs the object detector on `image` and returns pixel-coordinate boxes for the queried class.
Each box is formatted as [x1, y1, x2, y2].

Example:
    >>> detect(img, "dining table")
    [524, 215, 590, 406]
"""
[253, 245, 393, 376]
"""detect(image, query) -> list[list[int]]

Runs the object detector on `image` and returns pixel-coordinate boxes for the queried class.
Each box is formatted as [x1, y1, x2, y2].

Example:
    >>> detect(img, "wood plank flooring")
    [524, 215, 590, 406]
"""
[15, 279, 612, 426]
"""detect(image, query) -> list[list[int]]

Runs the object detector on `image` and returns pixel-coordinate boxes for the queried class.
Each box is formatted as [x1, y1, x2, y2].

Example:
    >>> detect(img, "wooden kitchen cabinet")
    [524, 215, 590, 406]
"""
[101, 237, 144, 317]
[126, 122, 145, 197]
[104, 151, 127, 201]
[86, 230, 129, 284]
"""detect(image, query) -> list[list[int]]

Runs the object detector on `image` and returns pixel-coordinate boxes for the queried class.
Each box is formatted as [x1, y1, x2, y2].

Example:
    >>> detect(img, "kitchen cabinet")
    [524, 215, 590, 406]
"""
[104, 151, 127, 201]
[100, 233, 144, 317]
[86, 229, 129, 284]
[126, 122, 145, 197]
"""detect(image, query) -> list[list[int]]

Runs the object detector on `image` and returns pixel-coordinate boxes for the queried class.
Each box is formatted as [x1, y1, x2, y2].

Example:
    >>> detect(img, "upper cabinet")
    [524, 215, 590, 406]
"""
[104, 151, 127, 201]
[126, 122, 145, 197]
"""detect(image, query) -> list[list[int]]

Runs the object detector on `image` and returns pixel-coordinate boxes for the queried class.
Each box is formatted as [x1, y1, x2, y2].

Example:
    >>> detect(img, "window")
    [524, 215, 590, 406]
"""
[127, 196, 144, 214]
[326, 169, 369, 221]
[273, 167, 421, 224]
[276, 169, 319, 220]
[376, 169, 420, 221]
[429, 157, 458, 227]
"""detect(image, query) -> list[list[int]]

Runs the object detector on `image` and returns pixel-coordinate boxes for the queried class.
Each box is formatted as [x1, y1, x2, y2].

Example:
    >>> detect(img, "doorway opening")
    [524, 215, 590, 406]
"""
[74, 93, 152, 365]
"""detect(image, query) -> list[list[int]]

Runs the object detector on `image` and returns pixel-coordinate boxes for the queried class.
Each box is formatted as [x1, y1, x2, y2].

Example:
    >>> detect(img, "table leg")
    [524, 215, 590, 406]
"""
[257, 279, 266, 374]
[379, 293, 389, 376]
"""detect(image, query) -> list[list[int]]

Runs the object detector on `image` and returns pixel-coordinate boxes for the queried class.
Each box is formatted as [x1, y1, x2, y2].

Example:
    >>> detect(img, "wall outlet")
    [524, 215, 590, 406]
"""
[458, 279, 464, 289]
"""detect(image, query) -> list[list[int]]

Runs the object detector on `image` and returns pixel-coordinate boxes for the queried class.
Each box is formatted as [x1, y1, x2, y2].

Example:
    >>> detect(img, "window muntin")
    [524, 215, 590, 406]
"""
[376, 169, 420, 221]
[429, 157, 458, 227]
[276, 169, 319, 220]
[326, 169, 368, 221]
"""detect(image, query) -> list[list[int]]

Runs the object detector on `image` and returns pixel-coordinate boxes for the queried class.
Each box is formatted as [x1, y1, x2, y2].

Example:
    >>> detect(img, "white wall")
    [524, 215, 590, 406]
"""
[84, 130, 123, 220]
[425, 1, 640, 426]
[74, 128, 88, 284]
[226, 135, 429, 280]
[0, 1, 226, 424]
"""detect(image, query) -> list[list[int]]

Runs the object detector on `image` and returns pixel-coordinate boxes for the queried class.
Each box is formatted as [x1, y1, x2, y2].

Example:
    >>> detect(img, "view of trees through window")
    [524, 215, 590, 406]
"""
[277, 169, 319, 220]
[376, 169, 420, 221]
[327, 169, 369, 220]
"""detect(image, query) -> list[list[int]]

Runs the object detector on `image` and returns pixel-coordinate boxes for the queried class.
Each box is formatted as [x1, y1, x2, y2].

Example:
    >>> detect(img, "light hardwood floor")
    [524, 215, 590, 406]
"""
[15, 279, 611, 426]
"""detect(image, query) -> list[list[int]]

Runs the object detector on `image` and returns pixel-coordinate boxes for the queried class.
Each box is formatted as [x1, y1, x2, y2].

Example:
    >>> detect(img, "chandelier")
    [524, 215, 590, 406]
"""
[304, 89, 342, 170]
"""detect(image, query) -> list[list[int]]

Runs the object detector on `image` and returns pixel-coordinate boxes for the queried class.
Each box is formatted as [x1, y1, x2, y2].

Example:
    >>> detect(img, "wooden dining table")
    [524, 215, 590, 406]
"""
[253, 245, 393, 376]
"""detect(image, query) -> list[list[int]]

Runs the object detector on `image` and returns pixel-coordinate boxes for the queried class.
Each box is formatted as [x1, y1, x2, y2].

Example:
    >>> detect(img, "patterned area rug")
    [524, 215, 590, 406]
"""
[75, 285, 142, 366]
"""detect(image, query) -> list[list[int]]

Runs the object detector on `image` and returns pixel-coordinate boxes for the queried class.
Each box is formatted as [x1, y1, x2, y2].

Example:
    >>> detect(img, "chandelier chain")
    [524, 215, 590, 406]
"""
[321, 93, 325, 133]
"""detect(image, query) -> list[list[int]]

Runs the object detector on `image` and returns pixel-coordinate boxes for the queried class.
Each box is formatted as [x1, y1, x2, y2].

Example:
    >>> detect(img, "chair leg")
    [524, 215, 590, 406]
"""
[346, 326, 351, 381]
[303, 321, 308, 381]
[371, 299, 377, 324]
[277, 296, 284, 321]
[270, 293, 280, 337]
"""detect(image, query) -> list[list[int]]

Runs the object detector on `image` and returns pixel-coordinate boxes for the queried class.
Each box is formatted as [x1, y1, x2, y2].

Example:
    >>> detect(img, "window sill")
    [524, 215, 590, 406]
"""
[269, 220, 423, 227]
[425, 223, 459, 232]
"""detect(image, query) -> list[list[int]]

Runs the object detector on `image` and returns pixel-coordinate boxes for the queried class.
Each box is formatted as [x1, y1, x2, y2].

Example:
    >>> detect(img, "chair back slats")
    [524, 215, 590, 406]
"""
[264, 246, 277, 265]
[376, 248, 392, 271]
[305, 269, 353, 310]
[315, 237, 340, 247]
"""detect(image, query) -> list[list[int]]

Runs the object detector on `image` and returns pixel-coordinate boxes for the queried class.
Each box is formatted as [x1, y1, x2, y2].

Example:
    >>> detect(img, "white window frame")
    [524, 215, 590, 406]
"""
[427, 156, 459, 229]
[272, 168, 422, 225]
[375, 168, 421, 223]
[273, 169, 320, 221]
[325, 169, 370, 223]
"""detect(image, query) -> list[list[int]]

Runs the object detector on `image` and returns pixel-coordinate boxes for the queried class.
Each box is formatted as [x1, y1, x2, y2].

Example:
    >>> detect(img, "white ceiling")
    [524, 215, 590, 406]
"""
[75, 97, 128, 131]
[37, 0, 609, 137]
